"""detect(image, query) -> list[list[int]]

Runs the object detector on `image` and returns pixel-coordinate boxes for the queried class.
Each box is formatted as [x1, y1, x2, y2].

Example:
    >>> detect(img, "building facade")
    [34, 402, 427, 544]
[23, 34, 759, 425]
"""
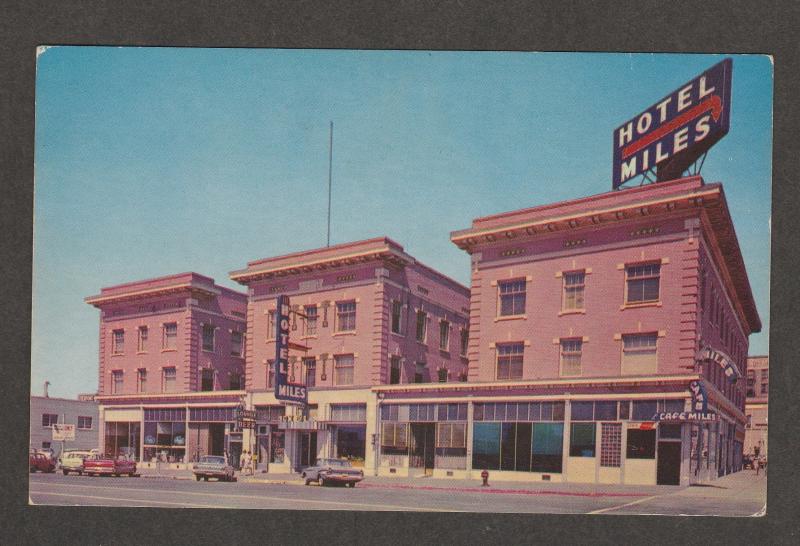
[229, 237, 470, 473]
[744, 355, 768, 458]
[85, 272, 249, 468]
[30, 395, 99, 457]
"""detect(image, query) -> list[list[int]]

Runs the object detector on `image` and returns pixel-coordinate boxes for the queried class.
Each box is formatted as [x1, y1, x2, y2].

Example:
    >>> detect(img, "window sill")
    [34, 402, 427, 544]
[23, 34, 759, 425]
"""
[300, 335, 318, 340]
[161, 349, 177, 353]
[416, 341, 428, 347]
[390, 331, 405, 338]
[494, 315, 526, 322]
[620, 301, 662, 310]
[439, 349, 450, 355]
[332, 331, 357, 337]
[201, 349, 215, 353]
[558, 309, 586, 316]
[230, 354, 244, 359]
[111, 353, 125, 357]
[136, 351, 148, 355]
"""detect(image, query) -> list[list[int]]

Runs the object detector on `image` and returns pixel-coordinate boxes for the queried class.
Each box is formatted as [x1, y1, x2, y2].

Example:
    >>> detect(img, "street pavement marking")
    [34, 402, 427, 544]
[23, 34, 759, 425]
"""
[30, 491, 216, 509]
[587, 494, 659, 514]
[29, 483, 455, 512]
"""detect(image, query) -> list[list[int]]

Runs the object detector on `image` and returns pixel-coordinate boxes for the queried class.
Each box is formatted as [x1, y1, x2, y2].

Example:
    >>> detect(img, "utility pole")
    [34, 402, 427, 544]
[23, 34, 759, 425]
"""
[327, 121, 333, 247]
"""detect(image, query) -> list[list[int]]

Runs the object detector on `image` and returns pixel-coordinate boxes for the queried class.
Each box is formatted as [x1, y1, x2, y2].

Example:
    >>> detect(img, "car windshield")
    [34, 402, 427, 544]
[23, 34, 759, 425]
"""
[324, 459, 349, 467]
[200, 456, 226, 464]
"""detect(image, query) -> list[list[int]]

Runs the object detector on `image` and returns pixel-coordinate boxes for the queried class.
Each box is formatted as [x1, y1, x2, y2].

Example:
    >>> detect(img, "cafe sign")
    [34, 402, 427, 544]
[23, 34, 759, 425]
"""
[652, 411, 717, 423]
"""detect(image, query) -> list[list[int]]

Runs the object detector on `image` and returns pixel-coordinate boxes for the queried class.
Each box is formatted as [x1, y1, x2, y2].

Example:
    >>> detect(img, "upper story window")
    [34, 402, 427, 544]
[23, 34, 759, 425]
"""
[414, 361, 427, 384]
[496, 342, 524, 380]
[42, 414, 58, 427]
[202, 324, 215, 352]
[390, 355, 401, 385]
[334, 354, 354, 386]
[336, 301, 356, 332]
[163, 323, 177, 350]
[498, 279, 526, 316]
[112, 329, 125, 354]
[415, 310, 427, 343]
[137, 368, 147, 393]
[437, 368, 448, 383]
[111, 370, 123, 394]
[137, 326, 148, 352]
[267, 310, 276, 339]
[229, 372, 242, 390]
[760, 369, 768, 394]
[563, 271, 586, 310]
[621, 333, 658, 375]
[560, 338, 583, 376]
[303, 358, 316, 388]
[439, 320, 450, 351]
[200, 368, 214, 391]
[625, 263, 661, 304]
[304, 305, 318, 336]
[230, 330, 243, 357]
[391, 300, 403, 335]
[162, 367, 177, 393]
[460, 329, 469, 357]
[77, 416, 93, 430]
[267, 361, 275, 388]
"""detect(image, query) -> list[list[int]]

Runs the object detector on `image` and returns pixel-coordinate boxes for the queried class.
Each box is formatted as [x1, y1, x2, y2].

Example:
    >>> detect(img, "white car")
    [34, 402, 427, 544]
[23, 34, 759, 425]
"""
[59, 450, 95, 475]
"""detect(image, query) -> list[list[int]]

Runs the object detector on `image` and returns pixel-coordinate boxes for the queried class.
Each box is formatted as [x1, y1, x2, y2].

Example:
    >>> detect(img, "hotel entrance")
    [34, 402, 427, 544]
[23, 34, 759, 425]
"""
[409, 423, 435, 475]
[297, 431, 317, 471]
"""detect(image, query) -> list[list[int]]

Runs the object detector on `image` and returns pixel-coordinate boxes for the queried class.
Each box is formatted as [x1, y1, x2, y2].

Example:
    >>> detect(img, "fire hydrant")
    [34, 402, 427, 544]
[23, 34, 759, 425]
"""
[481, 469, 489, 487]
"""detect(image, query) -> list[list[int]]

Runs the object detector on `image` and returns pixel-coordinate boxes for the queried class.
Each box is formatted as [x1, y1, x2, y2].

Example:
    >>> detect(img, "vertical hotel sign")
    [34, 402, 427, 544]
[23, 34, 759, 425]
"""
[274, 295, 308, 405]
[613, 58, 732, 188]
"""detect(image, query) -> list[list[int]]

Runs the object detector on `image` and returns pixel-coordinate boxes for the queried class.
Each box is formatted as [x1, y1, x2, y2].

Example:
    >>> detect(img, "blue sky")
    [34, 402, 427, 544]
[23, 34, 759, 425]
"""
[32, 49, 772, 398]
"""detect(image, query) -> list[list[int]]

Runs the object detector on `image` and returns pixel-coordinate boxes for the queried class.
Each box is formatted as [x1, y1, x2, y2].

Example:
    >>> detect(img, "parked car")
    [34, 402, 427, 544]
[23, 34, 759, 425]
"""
[58, 450, 94, 475]
[83, 454, 137, 477]
[742, 455, 754, 469]
[192, 455, 236, 482]
[302, 458, 364, 487]
[29, 451, 56, 473]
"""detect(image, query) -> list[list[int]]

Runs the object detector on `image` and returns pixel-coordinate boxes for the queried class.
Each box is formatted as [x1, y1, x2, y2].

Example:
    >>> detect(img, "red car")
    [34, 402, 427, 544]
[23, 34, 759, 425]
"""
[29, 451, 56, 473]
[83, 454, 138, 477]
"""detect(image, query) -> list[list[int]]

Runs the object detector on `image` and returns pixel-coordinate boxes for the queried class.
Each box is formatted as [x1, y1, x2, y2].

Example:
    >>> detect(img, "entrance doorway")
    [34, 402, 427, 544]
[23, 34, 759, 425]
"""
[410, 423, 435, 475]
[298, 432, 317, 471]
[209, 423, 225, 456]
[657, 442, 681, 485]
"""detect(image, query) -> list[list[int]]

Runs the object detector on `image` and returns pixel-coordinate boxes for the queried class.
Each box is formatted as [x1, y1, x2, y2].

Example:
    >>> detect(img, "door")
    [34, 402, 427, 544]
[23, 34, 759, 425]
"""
[657, 442, 681, 485]
[410, 423, 435, 475]
[299, 432, 317, 470]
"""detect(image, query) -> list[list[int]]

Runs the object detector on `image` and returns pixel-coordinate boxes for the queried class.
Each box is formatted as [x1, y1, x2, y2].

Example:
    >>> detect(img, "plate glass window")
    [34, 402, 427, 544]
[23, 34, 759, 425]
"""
[560, 339, 582, 376]
[202, 324, 215, 352]
[336, 301, 356, 332]
[137, 326, 148, 352]
[625, 263, 661, 304]
[496, 343, 524, 380]
[414, 361, 427, 383]
[334, 354, 354, 386]
[163, 322, 177, 350]
[621, 333, 658, 374]
[563, 271, 585, 310]
[569, 422, 596, 457]
[498, 279, 526, 316]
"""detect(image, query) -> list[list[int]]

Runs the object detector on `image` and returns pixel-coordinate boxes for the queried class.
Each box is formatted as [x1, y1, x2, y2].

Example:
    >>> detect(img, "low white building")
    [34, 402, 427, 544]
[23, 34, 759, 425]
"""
[30, 394, 99, 457]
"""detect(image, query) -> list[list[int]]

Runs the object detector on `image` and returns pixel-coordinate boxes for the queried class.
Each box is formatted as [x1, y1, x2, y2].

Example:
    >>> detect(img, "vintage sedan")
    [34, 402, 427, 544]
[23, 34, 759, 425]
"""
[192, 455, 236, 482]
[29, 451, 56, 473]
[58, 450, 95, 475]
[83, 454, 137, 477]
[302, 458, 364, 487]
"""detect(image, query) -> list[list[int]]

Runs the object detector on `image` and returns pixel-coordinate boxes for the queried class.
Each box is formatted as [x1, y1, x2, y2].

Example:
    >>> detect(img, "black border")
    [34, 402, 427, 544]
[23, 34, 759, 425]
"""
[2, 1, 798, 544]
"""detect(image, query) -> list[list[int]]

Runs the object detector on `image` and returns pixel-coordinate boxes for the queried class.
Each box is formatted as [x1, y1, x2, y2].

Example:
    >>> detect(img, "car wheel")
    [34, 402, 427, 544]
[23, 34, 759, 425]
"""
[114, 473, 120, 477]
[195, 475, 201, 481]
[319, 477, 326, 487]
[78, 471, 83, 476]
[204, 476, 209, 481]
[63, 469, 69, 475]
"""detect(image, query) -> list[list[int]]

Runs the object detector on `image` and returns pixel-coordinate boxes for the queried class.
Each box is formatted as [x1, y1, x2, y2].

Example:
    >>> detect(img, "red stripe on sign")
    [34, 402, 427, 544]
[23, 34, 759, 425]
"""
[639, 422, 656, 430]
[622, 95, 722, 159]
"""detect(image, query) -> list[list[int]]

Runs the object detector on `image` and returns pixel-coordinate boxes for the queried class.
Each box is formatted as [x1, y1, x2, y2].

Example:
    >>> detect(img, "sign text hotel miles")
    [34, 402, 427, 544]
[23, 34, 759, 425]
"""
[274, 295, 308, 405]
[613, 58, 732, 188]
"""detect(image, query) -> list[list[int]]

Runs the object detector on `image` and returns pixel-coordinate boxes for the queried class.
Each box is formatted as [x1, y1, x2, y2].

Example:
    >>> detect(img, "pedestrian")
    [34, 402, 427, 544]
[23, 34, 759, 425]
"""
[244, 450, 253, 476]
[239, 449, 246, 472]
[248, 450, 256, 475]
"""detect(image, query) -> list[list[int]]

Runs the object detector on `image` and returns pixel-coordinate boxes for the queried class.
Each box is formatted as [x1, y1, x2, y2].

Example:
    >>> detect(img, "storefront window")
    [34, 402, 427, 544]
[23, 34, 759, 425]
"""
[472, 422, 501, 470]
[569, 423, 596, 457]
[104, 421, 140, 460]
[626, 429, 656, 459]
[143, 419, 186, 462]
[270, 430, 285, 463]
[631, 400, 658, 421]
[336, 425, 366, 464]
[532, 423, 563, 473]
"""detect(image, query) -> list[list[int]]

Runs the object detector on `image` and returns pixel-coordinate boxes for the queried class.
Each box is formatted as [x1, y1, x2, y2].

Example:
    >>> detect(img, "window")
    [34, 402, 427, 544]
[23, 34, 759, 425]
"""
[162, 367, 176, 393]
[200, 368, 214, 391]
[626, 429, 656, 459]
[42, 414, 58, 427]
[390, 355, 401, 385]
[137, 368, 147, 393]
[336, 301, 356, 332]
[112, 329, 125, 354]
[563, 271, 585, 310]
[304, 306, 317, 335]
[460, 329, 469, 357]
[334, 354, 354, 386]
[391, 300, 403, 334]
[330, 404, 367, 422]
[229, 372, 242, 390]
[496, 343, 524, 380]
[746, 369, 756, 397]
[621, 333, 658, 375]
[163, 322, 177, 350]
[267, 310, 276, 339]
[111, 370, 123, 394]
[437, 423, 467, 448]
[78, 416, 93, 430]
[569, 423, 596, 457]
[571, 400, 618, 421]
[137, 326, 148, 352]
[560, 339, 583, 376]
[414, 361, 427, 384]
[415, 310, 427, 342]
[499, 279, 526, 316]
[267, 361, 275, 388]
[42, 441, 51, 450]
[600, 422, 622, 467]
[304, 358, 316, 388]
[381, 422, 409, 448]
[230, 330, 243, 357]
[439, 320, 450, 351]
[437, 368, 448, 383]
[631, 400, 657, 421]
[625, 263, 661, 304]
[471, 421, 564, 473]
[760, 369, 768, 394]
[202, 324, 215, 352]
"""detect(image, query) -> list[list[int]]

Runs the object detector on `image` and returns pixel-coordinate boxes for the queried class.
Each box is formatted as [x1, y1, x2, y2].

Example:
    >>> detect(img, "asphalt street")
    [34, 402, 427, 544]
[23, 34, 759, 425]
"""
[28, 471, 766, 515]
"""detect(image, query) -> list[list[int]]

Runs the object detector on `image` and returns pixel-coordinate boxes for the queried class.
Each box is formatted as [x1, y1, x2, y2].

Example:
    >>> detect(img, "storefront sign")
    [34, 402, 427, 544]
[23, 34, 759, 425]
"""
[274, 294, 308, 406]
[689, 380, 708, 413]
[52, 423, 75, 441]
[235, 408, 257, 429]
[613, 58, 732, 188]
[652, 411, 717, 422]
[698, 346, 740, 382]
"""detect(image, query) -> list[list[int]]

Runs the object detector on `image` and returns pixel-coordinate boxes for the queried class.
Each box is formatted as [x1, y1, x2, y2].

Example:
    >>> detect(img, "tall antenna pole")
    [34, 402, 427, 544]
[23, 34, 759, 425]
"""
[327, 121, 333, 247]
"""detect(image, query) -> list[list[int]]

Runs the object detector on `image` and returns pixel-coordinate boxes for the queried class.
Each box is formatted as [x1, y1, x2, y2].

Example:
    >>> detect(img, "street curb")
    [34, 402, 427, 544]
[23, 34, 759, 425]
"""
[139, 474, 193, 481]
